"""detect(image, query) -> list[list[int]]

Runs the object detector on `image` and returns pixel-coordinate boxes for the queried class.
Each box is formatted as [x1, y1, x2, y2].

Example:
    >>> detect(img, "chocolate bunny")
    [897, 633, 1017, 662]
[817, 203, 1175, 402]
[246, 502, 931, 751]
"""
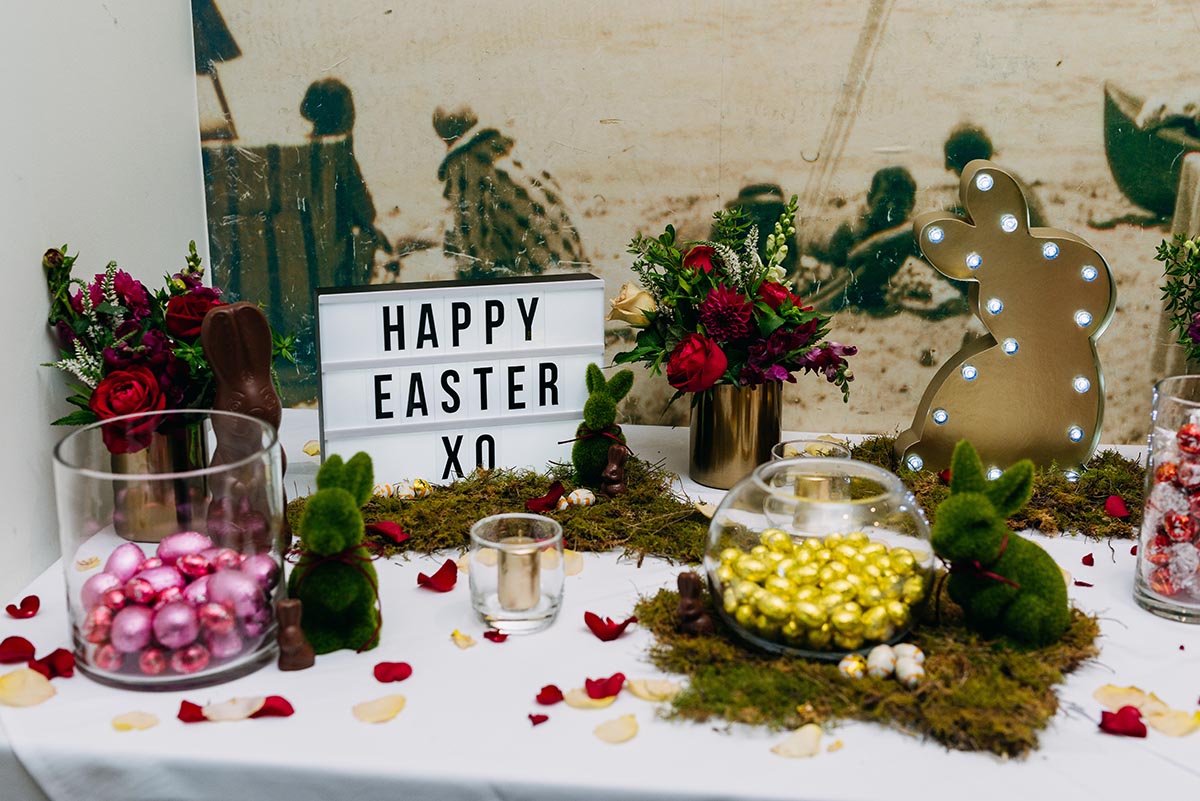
[276, 599, 315, 670]
[896, 161, 1116, 473]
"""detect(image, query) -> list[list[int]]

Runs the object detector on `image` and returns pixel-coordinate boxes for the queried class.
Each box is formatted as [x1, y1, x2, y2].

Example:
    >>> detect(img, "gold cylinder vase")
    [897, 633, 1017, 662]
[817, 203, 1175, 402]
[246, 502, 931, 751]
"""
[689, 383, 782, 489]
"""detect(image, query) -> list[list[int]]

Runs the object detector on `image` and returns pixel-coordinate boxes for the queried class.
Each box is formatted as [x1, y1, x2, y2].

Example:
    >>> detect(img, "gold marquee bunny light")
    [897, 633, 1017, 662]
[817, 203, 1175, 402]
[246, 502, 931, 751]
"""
[895, 160, 1116, 476]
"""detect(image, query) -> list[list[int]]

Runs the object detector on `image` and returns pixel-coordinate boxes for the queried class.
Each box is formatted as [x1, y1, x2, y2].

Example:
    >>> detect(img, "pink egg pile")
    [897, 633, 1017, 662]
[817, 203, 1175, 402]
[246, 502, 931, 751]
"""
[79, 532, 280, 676]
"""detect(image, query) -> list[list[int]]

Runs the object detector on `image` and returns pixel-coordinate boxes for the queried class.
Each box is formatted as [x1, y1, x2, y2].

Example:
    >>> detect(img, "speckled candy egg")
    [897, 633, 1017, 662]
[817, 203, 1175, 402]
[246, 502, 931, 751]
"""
[892, 643, 925, 665]
[866, 644, 897, 678]
[895, 656, 925, 688]
[837, 653, 866, 679]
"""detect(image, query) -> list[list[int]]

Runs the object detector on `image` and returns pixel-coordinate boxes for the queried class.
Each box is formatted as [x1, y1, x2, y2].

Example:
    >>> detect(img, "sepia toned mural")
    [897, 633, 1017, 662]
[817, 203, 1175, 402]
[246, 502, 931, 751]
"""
[193, 0, 1200, 444]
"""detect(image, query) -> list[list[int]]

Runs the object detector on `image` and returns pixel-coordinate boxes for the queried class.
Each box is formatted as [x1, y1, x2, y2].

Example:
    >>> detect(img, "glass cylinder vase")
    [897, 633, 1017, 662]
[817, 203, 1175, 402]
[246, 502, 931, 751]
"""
[1135, 375, 1200, 623]
[52, 409, 285, 689]
[689, 382, 782, 489]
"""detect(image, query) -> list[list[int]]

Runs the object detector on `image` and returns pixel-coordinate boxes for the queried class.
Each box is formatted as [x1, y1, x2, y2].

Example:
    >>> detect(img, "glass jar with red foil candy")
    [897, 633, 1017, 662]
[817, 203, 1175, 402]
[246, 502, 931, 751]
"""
[52, 409, 284, 689]
[1135, 376, 1200, 623]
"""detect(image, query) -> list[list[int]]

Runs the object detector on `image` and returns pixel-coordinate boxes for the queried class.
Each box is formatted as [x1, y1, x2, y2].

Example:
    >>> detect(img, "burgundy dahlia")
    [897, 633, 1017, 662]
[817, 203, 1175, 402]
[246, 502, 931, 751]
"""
[698, 285, 753, 341]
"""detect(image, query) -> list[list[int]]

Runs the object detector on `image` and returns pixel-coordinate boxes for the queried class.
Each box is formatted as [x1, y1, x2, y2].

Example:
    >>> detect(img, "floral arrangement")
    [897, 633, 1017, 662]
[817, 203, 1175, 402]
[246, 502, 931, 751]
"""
[1158, 233, 1200, 363]
[42, 242, 293, 452]
[610, 197, 855, 400]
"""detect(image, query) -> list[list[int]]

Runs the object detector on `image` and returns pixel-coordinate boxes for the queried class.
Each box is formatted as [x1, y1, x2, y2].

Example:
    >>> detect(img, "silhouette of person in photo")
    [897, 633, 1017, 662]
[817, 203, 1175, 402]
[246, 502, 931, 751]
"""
[715, 183, 799, 275]
[944, 123, 1048, 228]
[434, 105, 585, 280]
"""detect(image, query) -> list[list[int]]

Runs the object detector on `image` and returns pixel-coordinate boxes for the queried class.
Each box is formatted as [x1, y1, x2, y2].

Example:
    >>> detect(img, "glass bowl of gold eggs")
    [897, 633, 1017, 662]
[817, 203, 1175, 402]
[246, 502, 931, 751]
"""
[704, 457, 933, 659]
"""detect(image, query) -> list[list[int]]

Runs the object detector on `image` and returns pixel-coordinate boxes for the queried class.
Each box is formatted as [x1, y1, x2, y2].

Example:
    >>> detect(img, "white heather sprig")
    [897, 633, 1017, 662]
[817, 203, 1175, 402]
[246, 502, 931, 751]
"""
[711, 242, 748, 291]
[51, 340, 102, 388]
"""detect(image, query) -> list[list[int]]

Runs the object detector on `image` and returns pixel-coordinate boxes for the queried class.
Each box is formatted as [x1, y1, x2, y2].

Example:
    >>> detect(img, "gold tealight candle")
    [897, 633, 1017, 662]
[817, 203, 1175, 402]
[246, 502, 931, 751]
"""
[498, 536, 540, 611]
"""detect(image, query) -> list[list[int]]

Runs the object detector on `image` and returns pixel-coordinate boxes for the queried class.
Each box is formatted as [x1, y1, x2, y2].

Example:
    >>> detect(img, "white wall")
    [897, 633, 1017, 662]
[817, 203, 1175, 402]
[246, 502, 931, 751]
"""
[0, 3, 207, 600]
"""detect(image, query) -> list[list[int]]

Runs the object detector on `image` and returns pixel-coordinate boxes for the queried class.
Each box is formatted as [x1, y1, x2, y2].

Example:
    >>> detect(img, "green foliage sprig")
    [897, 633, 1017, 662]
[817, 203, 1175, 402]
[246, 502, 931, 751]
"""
[1158, 233, 1200, 363]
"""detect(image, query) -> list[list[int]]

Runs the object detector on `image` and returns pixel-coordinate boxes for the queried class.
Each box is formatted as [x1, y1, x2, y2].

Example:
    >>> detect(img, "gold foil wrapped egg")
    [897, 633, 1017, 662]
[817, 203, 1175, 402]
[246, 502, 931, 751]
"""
[722, 590, 739, 614]
[761, 528, 793, 552]
[824, 532, 845, 547]
[719, 547, 742, 565]
[764, 575, 794, 598]
[895, 656, 925, 688]
[833, 543, 858, 562]
[857, 584, 885, 608]
[715, 564, 735, 584]
[791, 601, 826, 629]
[756, 593, 792, 622]
[837, 653, 866, 679]
[736, 556, 770, 583]
[889, 548, 917, 574]
[734, 603, 757, 628]
[781, 619, 804, 643]
[411, 479, 433, 498]
[787, 564, 820, 586]
[832, 631, 865, 651]
[813, 548, 834, 565]
[884, 600, 911, 627]
[830, 606, 864, 635]
[819, 591, 848, 611]
[750, 545, 770, 559]
[845, 531, 870, 547]
[901, 575, 926, 604]
[807, 623, 833, 650]
[860, 542, 887, 557]
[824, 578, 855, 597]
[861, 606, 893, 642]
[800, 537, 824, 552]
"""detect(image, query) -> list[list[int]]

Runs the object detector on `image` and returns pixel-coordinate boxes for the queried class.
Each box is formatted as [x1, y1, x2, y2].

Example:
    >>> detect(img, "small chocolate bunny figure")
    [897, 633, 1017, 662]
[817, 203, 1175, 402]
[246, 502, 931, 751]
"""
[276, 599, 316, 671]
[676, 571, 715, 636]
[896, 160, 1115, 473]
[599, 443, 629, 498]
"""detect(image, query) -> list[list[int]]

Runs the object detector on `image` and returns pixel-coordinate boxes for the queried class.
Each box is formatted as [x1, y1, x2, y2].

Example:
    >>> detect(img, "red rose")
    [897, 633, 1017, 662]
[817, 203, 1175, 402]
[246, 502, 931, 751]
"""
[89, 365, 167, 454]
[666, 334, 728, 393]
[165, 291, 223, 339]
[683, 245, 717, 274]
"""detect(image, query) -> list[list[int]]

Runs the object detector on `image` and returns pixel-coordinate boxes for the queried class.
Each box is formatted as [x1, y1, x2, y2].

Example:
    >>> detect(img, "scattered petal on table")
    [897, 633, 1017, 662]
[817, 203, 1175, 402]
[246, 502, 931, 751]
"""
[584, 612, 637, 642]
[0, 637, 36, 664]
[693, 502, 716, 519]
[5, 595, 40, 619]
[75, 557, 101, 572]
[0, 669, 56, 707]
[585, 672, 626, 699]
[1130, 544, 1138, 556]
[593, 714, 638, 744]
[112, 711, 159, 731]
[771, 724, 823, 758]
[203, 696, 267, 721]
[563, 549, 584, 576]
[483, 630, 508, 643]
[1093, 685, 1170, 717]
[827, 739, 844, 753]
[626, 678, 682, 703]
[536, 684, 564, 705]
[525, 481, 565, 513]
[418, 560, 458, 592]
[1074, 580, 1094, 588]
[353, 694, 406, 723]
[528, 713, 549, 726]
[563, 688, 617, 709]
[1105, 495, 1130, 518]
[1146, 709, 1200, 737]
[1081, 553, 1095, 567]
[374, 661, 413, 683]
[456, 553, 471, 573]
[540, 549, 561, 570]
[1099, 706, 1147, 738]
[31, 648, 75, 680]
[302, 440, 321, 457]
[451, 630, 476, 649]
[365, 521, 410, 546]
[251, 696, 295, 718]
[178, 701, 205, 723]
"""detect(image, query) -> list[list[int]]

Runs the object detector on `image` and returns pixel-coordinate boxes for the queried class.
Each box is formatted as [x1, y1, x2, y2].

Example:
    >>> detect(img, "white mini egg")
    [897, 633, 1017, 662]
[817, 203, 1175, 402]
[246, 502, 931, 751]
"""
[566, 488, 596, 507]
[892, 643, 925, 665]
[555, 496, 571, 511]
[895, 656, 925, 688]
[866, 644, 896, 679]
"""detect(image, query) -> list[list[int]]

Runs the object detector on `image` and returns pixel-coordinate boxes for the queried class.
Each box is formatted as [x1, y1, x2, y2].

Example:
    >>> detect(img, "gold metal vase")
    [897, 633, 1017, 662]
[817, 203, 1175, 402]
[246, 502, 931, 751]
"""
[110, 420, 209, 543]
[689, 383, 782, 489]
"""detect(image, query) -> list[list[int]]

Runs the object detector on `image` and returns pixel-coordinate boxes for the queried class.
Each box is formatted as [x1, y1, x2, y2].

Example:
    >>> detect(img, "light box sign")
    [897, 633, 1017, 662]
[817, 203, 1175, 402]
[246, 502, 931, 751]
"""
[316, 274, 605, 483]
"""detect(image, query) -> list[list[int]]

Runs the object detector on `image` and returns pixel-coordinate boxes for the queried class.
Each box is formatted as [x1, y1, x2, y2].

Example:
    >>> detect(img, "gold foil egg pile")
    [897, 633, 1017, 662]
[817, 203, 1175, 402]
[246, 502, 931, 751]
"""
[714, 529, 928, 652]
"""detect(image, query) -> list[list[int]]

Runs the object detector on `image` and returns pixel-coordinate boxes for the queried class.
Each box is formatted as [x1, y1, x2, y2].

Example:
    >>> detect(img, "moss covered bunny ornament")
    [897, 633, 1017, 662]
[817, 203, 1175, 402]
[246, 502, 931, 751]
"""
[931, 440, 1070, 646]
[572, 364, 634, 486]
[287, 452, 381, 654]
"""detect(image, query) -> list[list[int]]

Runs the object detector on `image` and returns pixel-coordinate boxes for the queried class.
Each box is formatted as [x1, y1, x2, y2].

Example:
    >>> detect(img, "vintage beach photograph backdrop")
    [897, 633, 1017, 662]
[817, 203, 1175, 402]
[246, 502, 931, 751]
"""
[193, 0, 1195, 443]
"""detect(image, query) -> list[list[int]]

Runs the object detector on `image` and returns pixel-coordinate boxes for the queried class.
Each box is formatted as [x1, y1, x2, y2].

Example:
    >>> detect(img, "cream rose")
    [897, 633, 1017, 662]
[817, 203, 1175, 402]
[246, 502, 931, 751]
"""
[607, 282, 656, 326]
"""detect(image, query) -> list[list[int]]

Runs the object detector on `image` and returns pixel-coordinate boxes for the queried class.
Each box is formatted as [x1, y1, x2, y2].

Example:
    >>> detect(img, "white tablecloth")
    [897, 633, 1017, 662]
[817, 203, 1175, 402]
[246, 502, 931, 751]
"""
[2, 416, 1197, 801]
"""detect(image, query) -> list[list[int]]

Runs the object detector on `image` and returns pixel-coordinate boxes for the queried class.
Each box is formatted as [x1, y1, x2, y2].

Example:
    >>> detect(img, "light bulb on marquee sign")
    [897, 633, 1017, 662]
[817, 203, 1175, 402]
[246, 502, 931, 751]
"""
[895, 160, 1116, 474]
[316, 274, 605, 483]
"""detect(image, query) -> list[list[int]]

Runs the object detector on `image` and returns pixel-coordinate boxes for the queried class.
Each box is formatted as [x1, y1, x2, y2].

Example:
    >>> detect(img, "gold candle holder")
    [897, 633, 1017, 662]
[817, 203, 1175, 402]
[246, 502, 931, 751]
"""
[498, 535, 540, 611]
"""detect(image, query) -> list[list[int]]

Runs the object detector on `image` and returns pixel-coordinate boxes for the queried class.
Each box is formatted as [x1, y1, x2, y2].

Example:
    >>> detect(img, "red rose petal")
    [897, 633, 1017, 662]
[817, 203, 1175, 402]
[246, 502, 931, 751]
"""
[26, 659, 51, 679]
[0, 636, 36, 664]
[1081, 553, 1095, 567]
[584, 611, 638, 642]
[366, 521, 410, 546]
[28, 648, 75, 680]
[1074, 580, 1094, 587]
[585, 672, 626, 700]
[1105, 495, 1130, 518]
[178, 700, 206, 723]
[937, 468, 952, 485]
[5, 595, 40, 619]
[250, 695, 294, 718]
[1131, 544, 1138, 556]
[374, 661, 413, 682]
[483, 630, 508, 643]
[1099, 705, 1147, 737]
[536, 684, 564, 705]
[528, 713, 549, 726]
[417, 559, 458, 592]
[526, 481, 566, 513]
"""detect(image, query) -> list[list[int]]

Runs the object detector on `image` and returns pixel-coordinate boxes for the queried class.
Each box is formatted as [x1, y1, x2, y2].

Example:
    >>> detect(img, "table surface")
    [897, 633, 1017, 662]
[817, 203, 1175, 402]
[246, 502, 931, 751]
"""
[3, 413, 1198, 801]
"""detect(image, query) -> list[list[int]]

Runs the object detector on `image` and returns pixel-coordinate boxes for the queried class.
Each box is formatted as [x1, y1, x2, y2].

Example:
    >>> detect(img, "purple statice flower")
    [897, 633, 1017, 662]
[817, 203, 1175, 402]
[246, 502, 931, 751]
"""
[1189, 312, 1200, 346]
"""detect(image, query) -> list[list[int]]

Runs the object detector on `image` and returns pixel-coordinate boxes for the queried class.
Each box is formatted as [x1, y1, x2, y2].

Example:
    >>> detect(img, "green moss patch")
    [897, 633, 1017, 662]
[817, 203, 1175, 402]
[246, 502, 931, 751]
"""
[635, 581, 1100, 757]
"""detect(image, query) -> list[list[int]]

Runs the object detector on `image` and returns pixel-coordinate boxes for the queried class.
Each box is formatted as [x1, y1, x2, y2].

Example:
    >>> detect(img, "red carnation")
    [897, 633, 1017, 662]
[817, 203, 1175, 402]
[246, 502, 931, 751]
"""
[698, 285, 754, 341]
[683, 245, 717, 274]
[666, 334, 727, 393]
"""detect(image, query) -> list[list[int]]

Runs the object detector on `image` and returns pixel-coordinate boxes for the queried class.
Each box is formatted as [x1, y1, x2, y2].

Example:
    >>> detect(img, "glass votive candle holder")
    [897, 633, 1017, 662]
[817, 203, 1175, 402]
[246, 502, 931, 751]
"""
[469, 513, 564, 634]
[771, 438, 852, 461]
[52, 409, 285, 690]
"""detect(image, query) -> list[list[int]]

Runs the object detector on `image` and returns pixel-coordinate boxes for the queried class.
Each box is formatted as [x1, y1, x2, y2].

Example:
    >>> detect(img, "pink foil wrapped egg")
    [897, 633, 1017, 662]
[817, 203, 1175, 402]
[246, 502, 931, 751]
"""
[202, 548, 242, 572]
[198, 602, 235, 635]
[103, 542, 147, 583]
[81, 572, 122, 610]
[92, 643, 124, 671]
[138, 647, 168, 675]
[130, 565, 186, 597]
[110, 605, 155, 653]
[136, 557, 164, 572]
[100, 588, 127, 611]
[170, 643, 211, 675]
[181, 574, 212, 605]
[205, 629, 245, 660]
[176, 553, 211, 580]
[152, 601, 200, 650]
[241, 608, 273, 639]
[153, 586, 184, 610]
[83, 605, 114, 644]
[156, 530, 214, 564]
[124, 577, 157, 605]
[207, 569, 267, 623]
[240, 553, 280, 591]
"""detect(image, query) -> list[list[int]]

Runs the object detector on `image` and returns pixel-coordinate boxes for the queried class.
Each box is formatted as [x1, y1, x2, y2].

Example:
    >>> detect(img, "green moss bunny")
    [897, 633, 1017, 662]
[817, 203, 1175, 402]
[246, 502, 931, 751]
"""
[930, 440, 1070, 646]
[572, 364, 634, 486]
[287, 452, 381, 654]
